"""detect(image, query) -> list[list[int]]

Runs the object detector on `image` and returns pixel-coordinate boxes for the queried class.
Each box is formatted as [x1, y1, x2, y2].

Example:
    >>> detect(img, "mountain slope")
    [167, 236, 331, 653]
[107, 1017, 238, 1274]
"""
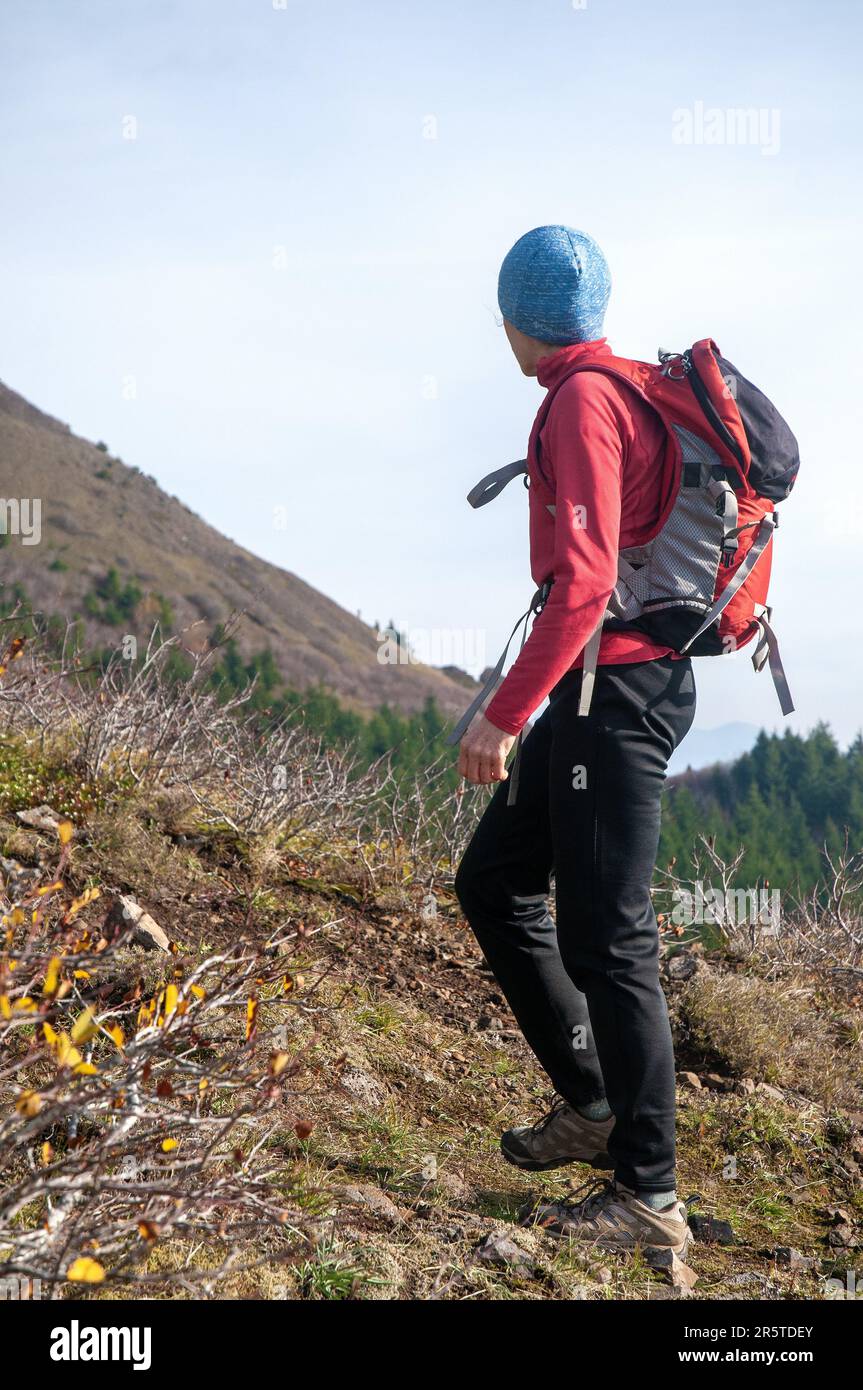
[0, 381, 474, 717]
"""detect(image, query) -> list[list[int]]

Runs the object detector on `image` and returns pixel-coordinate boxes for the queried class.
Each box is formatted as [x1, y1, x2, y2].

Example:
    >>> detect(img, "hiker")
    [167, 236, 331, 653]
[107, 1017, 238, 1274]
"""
[453, 226, 698, 1257]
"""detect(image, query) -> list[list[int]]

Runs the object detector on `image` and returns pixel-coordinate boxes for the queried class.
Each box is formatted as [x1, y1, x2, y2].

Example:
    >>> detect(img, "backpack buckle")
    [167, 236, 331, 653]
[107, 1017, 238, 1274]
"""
[659, 350, 690, 380]
[532, 579, 553, 615]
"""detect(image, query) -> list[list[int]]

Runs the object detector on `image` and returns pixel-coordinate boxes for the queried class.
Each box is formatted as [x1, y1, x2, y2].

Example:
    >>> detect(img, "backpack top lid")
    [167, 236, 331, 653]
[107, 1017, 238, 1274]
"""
[689, 339, 800, 503]
[713, 351, 799, 502]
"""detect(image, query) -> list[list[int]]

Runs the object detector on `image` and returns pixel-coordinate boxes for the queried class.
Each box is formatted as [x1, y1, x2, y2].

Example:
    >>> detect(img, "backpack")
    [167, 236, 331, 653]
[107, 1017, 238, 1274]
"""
[448, 341, 798, 781]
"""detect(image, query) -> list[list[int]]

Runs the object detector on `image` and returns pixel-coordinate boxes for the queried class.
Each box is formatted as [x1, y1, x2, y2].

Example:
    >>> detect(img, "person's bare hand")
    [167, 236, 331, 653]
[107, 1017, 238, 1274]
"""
[457, 714, 515, 786]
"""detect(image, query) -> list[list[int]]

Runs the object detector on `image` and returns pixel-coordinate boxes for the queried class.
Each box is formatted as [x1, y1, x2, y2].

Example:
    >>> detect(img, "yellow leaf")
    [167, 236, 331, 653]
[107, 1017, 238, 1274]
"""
[245, 996, 258, 1040]
[36, 882, 63, 898]
[66, 1257, 105, 1284]
[57, 820, 74, 847]
[42, 1021, 59, 1046]
[269, 1051, 290, 1077]
[198, 1078, 208, 1093]
[14, 996, 36, 1013]
[71, 1007, 98, 1044]
[190, 984, 205, 1000]
[73, 1061, 98, 1076]
[41, 1141, 53, 1165]
[161, 1138, 178, 1153]
[0, 995, 10, 1020]
[43, 957, 62, 997]
[73, 969, 91, 980]
[106, 1023, 124, 1048]
[54, 1033, 83, 1069]
[164, 984, 178, 1016]
[15, 1089, 42, 1117]
[66, 886, 100, 922]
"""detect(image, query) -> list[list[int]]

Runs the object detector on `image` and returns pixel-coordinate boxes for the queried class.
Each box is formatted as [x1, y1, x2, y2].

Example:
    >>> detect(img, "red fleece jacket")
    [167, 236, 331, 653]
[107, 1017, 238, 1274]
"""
[484, 340, 674, 737]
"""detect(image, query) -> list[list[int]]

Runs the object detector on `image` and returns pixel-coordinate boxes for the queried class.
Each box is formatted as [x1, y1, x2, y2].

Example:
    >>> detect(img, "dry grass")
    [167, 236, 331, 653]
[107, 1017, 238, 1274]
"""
[678, 968, 862, 1108]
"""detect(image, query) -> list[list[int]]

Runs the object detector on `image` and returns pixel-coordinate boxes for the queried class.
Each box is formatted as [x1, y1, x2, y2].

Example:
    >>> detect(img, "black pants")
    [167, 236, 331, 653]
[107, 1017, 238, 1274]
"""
[454, 656, 696, 1193]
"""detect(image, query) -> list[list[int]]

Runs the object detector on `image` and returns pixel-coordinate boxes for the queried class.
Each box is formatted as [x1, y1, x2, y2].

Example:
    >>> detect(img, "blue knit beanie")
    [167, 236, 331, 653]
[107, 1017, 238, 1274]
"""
[497, 225, 611, 346]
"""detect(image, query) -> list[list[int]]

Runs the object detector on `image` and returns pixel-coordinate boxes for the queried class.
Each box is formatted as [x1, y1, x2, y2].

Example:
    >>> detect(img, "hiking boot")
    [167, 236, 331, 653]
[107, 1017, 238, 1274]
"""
[500, 1098, 614, 1172]
[521, 1178, 693, 1258]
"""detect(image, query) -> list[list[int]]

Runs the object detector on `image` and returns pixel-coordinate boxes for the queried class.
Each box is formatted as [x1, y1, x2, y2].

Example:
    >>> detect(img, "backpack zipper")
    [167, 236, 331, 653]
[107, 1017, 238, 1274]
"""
[682, 349, 747, 476]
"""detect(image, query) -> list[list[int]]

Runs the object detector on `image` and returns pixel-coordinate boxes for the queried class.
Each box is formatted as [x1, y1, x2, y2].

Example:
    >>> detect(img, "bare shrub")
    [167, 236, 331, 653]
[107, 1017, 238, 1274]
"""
[0, 830, 334, 1297]
[656, 834, 863, 979]
[335, 754, 486, 899]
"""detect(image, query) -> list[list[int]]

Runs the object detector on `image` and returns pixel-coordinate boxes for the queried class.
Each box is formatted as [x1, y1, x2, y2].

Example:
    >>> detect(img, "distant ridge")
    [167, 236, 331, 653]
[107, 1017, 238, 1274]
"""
[0, 380, 476, 718]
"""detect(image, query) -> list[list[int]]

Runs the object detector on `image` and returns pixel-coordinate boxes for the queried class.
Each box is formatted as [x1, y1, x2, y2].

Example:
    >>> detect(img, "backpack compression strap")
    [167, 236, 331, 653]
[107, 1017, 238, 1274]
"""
[680, 513, 777, 650]
[678, 512, 794, 715]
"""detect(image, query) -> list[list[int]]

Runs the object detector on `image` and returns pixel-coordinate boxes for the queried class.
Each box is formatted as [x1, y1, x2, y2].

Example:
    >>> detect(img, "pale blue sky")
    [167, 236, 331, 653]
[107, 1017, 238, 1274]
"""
[1, 0, 861, 741]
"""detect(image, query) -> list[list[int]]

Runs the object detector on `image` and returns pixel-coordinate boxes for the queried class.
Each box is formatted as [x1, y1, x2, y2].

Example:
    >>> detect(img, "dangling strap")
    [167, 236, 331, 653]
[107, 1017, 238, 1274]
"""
[577, 614, 606, 717]
[680, 513, 777, 652]
[446, 584, 549, 749]
[751, 609, 795, 715]
[447, 583, 550, 808]
[466, 459, 528, 510]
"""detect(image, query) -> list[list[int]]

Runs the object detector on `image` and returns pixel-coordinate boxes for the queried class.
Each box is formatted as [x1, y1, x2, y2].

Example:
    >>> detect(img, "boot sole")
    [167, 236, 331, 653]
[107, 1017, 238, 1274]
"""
[595, 1230, 693, 1263]
[538, 1224, 693, 1262]
[500, 1140, 613, 1173]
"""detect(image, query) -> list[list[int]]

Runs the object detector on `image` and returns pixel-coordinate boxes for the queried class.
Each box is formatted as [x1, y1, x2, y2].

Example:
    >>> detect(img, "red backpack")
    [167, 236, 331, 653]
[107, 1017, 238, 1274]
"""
[450, 341, 798, 763]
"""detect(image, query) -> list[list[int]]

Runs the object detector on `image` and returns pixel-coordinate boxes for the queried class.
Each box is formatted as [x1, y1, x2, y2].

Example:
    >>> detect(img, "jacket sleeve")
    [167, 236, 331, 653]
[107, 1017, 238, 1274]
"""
[483, 374, 625, 736]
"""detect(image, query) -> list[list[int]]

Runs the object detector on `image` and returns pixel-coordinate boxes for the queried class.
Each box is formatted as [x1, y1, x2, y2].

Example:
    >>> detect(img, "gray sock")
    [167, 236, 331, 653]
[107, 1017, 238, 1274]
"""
[637, 1189, 678, 1211]
[575, 1098, 613, 1122]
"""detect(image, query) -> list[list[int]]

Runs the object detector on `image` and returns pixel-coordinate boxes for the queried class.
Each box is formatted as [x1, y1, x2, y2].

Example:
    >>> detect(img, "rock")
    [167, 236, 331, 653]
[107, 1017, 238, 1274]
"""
[728, 1271, 781, 1296]
[336, 1184, 404, 1225]
[827, 1224, 857, 1250]
[477, 1013, 505, 1032]
[435, 1169, 473, 1203]
[339, 1066, 388, 1108]
[773, 1247, 816, 1270]
[666, 952, 702, 982]
[820, 1206, 852, 1226]
[733, 1078, 757, 1096]
[474, 1231, 537, 1276]
[113, 895, 171, 951]
[701, 1073, 735, 1093]
[690, 1213, 735, 1245]
[16, 805, 65, 834]
[754, 1082, 786, 1102]
[677, 1072, 703, 1090]
[644, 1245, 698, 1291]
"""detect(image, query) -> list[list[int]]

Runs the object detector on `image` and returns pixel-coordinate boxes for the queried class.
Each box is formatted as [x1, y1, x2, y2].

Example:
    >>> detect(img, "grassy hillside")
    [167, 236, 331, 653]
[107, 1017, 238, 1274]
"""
[0, 380, 475, 720]
[0, 641, 861, 1302]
